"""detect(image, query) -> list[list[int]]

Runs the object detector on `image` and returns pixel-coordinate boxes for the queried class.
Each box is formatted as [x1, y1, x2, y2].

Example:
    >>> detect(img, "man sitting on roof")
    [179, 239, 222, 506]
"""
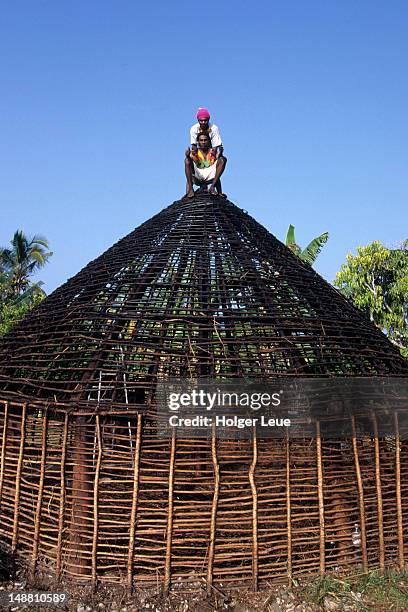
[185, 132, 227, 197]
[190, 107, 223, 153]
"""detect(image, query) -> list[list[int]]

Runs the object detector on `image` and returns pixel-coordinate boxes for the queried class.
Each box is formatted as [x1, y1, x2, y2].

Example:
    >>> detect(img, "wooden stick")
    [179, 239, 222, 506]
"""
[351, 416, 368, 571]
[56, 413, 69, 579]
[249, 427, 258, 592]
[92, 415, 103, 587]
[127, 414, 142, 591]
[316, 421, 325, 574]
[164, 429, 176, 596]
[0, 402, 9, 505]
[31, 409, 48, 575]
[207, 423, 220, 593]
[394, 412, 404, 569]
[12, 403, 27, 553]
[372, 413, 384, 572]
[286, 433, 292, 584]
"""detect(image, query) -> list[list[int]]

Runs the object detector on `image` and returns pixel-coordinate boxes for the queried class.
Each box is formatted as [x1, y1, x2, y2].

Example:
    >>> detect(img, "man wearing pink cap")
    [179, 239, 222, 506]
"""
[190, 107, 222, 150]
[185, 108, 226, 197]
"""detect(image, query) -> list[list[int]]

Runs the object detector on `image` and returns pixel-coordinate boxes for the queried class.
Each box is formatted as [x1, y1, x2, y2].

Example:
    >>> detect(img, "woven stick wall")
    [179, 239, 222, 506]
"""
[0, 194, 407, 589]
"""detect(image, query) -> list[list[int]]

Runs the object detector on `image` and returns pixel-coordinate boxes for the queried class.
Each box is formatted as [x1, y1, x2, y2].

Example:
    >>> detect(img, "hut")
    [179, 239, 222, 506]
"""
[0, 193, 407, 590]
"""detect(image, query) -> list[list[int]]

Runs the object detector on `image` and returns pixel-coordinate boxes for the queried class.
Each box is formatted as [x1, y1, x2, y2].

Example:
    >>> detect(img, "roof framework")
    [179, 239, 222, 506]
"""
[0, 194, 406, 407]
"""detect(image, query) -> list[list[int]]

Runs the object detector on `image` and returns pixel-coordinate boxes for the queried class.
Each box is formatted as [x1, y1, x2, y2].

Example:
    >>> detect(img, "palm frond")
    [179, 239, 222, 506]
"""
[0, 229, 52, 297]
[285, 224, 296, 246]
[31, 235, 50, 249]
[300, 232, 329, 265]
[285, 224, 303, 256]
[12, 282, 45, 306]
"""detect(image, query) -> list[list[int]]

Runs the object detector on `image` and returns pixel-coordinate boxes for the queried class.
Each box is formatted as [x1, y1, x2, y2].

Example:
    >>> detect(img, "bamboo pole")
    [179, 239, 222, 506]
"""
[163, 429, 176, 596]
[351, 416, 368, 571]
[372, 413, 384, 572]
[207, 423, 220, 593]
[394, 412, 404, 570]
[127, 414, 142, 591]
[0, 402, 9, 505]
[12, 403, 27, 553]
[316, 421, 325, 574]
[56, 413, 69, 579]
[92, 415, 103, 587]
[286, 434, 292, 584]
[249, 427, 258, 591]
[31, 409, 48, 575]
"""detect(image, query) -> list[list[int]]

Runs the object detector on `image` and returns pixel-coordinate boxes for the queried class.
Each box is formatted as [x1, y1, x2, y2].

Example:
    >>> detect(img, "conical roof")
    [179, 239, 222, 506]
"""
[0, 194, 407, 406]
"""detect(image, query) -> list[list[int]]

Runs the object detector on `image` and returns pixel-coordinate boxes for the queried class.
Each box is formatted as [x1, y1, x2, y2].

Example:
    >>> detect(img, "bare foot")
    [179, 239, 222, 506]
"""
[186, 189, 195, 198]
[209, 185, 216, 194]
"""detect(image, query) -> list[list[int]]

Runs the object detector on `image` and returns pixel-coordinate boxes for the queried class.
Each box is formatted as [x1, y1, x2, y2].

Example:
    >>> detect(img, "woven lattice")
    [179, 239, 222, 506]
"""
[0, 194, 406, 405]
[0, 194, 407, 589]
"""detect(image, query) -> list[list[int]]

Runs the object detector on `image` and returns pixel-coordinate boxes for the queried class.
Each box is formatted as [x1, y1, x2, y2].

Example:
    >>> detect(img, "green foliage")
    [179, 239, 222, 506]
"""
[0, 295, 42, 336]
[0, 230, 52, 297]
[285, 224, 297, 251]
[285, 224, 329, 265]
[0, 230, 52, 336]
[335, 240, 408, 356]
[300, 569, 408, 610]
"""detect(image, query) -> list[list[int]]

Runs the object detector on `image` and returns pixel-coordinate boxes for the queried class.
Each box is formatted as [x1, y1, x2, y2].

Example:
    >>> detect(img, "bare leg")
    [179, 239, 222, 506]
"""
[184, 157, 195, 198]
[209, 156, 227, 194]
[214, 179, 223, 194]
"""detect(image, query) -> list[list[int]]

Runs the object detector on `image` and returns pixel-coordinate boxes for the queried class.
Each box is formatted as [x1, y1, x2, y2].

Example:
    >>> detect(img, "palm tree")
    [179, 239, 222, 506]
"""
[0, 230, 52, 297]
[284, 224, 329, 266]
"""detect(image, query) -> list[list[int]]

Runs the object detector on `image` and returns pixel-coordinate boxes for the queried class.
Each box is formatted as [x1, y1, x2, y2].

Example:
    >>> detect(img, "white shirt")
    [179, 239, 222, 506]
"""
[190, 123, 222, 147]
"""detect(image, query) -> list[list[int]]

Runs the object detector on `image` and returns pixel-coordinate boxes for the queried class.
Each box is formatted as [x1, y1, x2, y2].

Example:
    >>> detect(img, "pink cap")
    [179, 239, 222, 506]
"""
[196, 107, 210, 120]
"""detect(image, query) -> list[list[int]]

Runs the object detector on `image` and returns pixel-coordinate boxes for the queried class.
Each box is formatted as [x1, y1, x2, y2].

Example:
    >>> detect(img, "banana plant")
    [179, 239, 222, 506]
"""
[285, 224, 329, 266]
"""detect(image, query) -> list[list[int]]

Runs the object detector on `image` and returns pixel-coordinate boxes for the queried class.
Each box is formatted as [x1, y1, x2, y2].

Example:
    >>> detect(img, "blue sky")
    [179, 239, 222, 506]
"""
[1, 1, 407, 293]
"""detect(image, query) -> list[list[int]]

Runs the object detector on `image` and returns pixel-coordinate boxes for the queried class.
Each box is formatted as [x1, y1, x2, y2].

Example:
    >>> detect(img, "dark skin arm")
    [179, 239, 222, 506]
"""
[184, 148, 195, 198]
[209, 152, 227, 195]
[214, 145, 224, 159]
